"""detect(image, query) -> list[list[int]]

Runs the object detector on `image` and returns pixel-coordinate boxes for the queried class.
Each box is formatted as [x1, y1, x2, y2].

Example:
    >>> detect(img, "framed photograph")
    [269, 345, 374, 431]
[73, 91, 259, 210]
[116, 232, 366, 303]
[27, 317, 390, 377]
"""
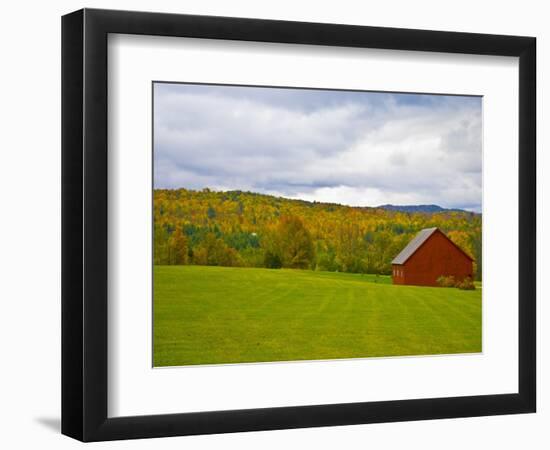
[61, 8, 536, 441]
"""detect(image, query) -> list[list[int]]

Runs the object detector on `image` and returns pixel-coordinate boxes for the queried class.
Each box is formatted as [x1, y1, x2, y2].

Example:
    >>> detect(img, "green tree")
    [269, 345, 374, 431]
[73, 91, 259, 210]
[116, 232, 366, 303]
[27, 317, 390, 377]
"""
[168, 228, 189, 265]
[154, 223, 170, 265]
[275, 216, 315, 269]
[470, 232, 482, 281]
[264, 250, 283, 269]
[192, 232, 241, 267]
[336, 222, 365, 273]
[207, 205, 217, 219]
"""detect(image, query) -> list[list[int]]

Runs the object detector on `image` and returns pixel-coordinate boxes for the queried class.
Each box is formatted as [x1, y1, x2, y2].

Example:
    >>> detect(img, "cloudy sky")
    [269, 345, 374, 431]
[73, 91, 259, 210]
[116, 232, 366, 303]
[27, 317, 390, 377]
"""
[154, 83, 482, 212]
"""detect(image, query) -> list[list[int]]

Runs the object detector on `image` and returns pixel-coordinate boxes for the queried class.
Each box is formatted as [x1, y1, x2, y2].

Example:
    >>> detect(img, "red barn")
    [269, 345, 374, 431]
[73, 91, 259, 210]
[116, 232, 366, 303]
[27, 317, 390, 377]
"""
[392, 227, 474, 287]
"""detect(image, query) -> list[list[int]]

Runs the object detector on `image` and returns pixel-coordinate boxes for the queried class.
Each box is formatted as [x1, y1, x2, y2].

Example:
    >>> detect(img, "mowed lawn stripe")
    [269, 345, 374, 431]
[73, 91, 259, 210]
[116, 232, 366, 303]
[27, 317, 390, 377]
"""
[153, 265, 481, 366]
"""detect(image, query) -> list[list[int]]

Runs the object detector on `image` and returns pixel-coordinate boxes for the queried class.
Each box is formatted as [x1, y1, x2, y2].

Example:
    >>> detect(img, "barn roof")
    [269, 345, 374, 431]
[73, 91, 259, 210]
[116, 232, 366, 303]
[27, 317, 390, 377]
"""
[391, 227, 475, 265]
[391, 227, 439, 265]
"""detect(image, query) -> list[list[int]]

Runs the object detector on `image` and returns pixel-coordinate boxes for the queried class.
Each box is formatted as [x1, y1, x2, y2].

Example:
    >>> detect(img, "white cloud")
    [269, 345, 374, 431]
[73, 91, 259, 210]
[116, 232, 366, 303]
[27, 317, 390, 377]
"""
[154, 84, 482, 211]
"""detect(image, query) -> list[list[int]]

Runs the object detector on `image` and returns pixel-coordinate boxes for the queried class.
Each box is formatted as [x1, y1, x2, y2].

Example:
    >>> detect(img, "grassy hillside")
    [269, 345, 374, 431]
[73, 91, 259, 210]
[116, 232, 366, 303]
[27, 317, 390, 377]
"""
[154, 188, 482, 279]
[153, 265, 482, 366]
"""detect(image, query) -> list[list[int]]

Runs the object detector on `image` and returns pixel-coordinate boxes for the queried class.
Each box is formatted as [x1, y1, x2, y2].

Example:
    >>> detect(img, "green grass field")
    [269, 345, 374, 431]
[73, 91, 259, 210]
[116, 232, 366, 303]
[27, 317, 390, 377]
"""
[153, 265, 482, 366]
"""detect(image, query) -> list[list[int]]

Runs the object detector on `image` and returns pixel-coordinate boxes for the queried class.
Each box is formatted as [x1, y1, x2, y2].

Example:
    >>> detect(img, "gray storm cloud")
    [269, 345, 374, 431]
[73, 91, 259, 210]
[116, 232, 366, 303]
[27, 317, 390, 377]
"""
[154, 83, 482, 212]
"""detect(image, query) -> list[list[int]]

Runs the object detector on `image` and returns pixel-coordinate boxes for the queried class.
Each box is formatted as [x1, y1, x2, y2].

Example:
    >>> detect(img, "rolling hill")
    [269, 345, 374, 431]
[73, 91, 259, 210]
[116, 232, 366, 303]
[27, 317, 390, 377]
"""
[377, 204, 473, 214]
[154, 188, 482, 279]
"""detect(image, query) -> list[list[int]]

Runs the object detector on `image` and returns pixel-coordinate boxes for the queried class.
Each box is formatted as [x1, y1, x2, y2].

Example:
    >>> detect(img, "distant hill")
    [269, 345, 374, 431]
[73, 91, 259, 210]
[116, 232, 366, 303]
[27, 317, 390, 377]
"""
[377, 204, 473, 214]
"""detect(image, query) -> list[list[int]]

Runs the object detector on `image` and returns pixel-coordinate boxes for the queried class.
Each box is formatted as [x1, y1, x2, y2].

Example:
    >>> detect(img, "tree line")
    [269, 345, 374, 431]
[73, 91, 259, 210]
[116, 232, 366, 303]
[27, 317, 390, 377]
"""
[154, 188, 482, 280]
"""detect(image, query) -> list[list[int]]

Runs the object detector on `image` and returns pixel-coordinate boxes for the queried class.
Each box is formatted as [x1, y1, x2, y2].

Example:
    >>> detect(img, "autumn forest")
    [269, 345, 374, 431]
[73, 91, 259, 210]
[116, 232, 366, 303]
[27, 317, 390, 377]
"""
[154, 188, 482, 280]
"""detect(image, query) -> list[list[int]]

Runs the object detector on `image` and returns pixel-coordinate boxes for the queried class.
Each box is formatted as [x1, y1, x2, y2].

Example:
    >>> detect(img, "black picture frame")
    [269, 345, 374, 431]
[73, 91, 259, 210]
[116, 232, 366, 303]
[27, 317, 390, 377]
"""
[62, 8, 536, 442]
